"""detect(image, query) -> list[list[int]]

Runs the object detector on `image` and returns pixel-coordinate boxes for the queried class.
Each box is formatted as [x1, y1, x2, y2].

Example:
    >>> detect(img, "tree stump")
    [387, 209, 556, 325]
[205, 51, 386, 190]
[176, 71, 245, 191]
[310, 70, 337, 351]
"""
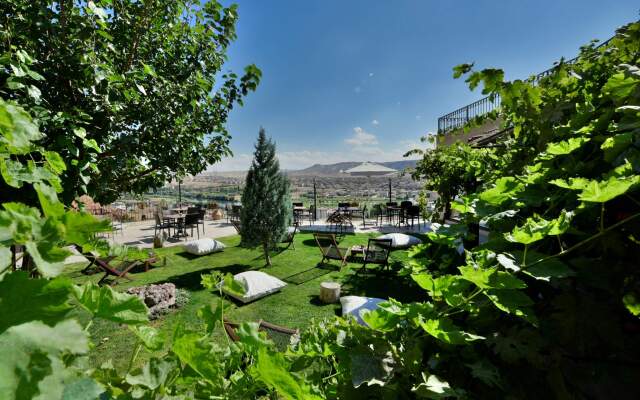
[320, 282, 341, 304]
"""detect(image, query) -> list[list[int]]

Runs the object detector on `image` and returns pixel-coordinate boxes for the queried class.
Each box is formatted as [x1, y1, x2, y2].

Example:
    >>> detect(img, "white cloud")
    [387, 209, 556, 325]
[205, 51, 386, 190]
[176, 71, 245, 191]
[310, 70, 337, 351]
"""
[415, 115, 422, 120]
[354, 86, 361, 94]
[371, 119, 379, 125]
[345, 127, 378, 146]
[368, 72, 374, 77]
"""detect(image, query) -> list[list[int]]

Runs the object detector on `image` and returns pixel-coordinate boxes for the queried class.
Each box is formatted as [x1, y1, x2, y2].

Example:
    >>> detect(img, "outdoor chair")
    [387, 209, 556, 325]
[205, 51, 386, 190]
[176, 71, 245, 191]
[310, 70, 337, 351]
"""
[183, 213, 200, 240]
[313, 233, 350, 267]
[196, 208, 206, 234]
[223, 319, 299, 351]
[355, 238, 393, 275]
[405, 205, 422, 229]
[154, 213, 172, 238]
[73, 244, 157, 286]
[281, 226, 297, 250]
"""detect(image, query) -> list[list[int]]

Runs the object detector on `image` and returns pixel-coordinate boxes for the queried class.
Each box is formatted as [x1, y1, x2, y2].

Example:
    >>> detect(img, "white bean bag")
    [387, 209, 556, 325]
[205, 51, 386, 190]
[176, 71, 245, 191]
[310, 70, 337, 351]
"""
[184, 238, 226, 256]
[376, 233, 422, 249]
[340, 296, 385, 326]
[223, 271, 286, 303]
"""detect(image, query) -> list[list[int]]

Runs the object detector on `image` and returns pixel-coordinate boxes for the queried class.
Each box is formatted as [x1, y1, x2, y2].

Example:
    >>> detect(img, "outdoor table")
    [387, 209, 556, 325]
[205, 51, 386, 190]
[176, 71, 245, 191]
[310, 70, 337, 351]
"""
[386, 206, 403, 227]
[163, 213, 188, 238]
[170, 207, 189, 214]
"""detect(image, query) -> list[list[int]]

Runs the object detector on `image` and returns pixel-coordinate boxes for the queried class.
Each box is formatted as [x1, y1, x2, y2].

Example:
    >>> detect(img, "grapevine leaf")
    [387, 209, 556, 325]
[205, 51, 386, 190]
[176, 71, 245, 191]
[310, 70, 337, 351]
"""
[72, 283, 148, 325]
[466, 360, 503, 388]
[34, 182, 64, 217]
[549, 177, 590, 190]
[253, 347, 321, 399]
[62, 211, 111, 246]
[603, 72, 638, 102]
[172, 331, 221, 382]
[61, 377, 104, 400]
[129, 325, 164, 351]
[412, 372, 462, 399]
[601, 132, 634, 163]
[505, 214, 553, 245]
[125, 357, 175, 390]
[479, 177, 523, 205]
[545, 136, 590, 155]
[197, 299, 226, 335]
[523, 259, 574, 281]
[0, 272, 73, 334]
[418, 317, 485, 345]
[459, 266, 526, 289]
[362, 309, 401, 332]
[0, 320, 88, 399]
[484, 290, 538, 325]
[236, 322, 272, 352]
[578, 176, 640, 203]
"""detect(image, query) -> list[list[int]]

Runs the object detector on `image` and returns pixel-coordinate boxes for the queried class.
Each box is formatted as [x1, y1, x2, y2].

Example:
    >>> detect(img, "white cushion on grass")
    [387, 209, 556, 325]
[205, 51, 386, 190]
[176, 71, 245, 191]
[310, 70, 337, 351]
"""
[223, 271, 286, 303]
[376, 233, 422, 249]
[184, 238, 226, 256]
[340, 296, 385, 325]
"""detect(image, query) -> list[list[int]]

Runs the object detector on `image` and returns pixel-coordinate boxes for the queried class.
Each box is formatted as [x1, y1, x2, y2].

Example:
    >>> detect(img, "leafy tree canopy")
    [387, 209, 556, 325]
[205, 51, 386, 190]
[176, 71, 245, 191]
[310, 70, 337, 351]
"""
[0, 0, 261, 203]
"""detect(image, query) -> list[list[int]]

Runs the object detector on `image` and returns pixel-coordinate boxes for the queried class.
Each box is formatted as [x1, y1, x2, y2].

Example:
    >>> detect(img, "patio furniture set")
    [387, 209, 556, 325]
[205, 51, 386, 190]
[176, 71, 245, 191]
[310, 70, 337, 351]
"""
[154, 206, 206, 240]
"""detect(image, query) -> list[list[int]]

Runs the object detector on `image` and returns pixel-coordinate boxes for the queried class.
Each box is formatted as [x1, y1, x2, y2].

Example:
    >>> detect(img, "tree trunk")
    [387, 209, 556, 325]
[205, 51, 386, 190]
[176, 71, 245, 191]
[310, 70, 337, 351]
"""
[263, 242, 271, 267]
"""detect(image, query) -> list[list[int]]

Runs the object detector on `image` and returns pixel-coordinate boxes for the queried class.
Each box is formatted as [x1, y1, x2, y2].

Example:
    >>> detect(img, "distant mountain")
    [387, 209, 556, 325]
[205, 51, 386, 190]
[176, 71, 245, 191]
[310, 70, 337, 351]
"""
[290, 160, 418, 176]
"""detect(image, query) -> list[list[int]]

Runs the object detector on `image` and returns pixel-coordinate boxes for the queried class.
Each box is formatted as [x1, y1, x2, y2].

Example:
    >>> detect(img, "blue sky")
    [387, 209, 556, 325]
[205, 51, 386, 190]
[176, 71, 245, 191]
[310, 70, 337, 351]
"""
[211, 0, 639, 171]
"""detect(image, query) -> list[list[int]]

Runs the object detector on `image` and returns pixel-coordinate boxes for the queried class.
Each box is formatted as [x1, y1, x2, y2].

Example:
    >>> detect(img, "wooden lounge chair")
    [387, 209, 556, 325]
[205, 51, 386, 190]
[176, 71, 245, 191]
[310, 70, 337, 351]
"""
[223, 319, 299, 351]
[313, 233, 350, 267]
[355, 238, 393, 274]
[281, 226, 297, 250]
[73, 245, 156, 286]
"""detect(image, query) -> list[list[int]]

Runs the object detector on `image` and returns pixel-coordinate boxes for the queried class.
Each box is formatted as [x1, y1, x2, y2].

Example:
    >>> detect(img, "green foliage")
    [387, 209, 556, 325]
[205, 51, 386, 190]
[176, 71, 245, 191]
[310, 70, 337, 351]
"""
[1, 0, 261, 203]
[240, 128, 292, 266]
[411, 142, 498, 221]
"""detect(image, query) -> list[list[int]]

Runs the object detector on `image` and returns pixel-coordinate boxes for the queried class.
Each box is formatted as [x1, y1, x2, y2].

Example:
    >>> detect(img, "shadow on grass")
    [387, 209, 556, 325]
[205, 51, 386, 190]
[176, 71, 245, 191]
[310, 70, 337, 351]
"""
[281, 263, 336, 285]
[341, 269, 422, 303]
[161, 263, 252, 290]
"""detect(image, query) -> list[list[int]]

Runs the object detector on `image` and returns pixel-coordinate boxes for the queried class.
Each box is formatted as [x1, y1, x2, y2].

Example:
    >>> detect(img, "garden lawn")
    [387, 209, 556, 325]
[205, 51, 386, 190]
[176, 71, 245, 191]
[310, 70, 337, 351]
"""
[65, 232, 424, 371]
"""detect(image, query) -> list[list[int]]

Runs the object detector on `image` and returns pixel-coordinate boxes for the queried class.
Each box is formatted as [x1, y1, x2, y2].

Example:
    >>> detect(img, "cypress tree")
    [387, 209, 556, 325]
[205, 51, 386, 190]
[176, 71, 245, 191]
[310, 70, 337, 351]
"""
[239, 128, 292, 266]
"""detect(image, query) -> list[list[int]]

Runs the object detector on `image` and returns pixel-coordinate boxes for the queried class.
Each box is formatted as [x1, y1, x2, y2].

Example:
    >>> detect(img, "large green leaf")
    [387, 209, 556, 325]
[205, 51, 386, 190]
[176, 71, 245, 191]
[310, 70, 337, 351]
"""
[62, 211, 111, 246]
[603, 72, 638, 102]
[172, 330, 221, 382]
[252, 347, 321, 400]
[601, 132, 634, 163]
[504, 216, 545, 245]
[459, 266, 526, 290]
[479, 177, 523, 205]
[545, 136, 590, 155]
[523, 259, 574, 281]
[34, 182, 64, 218]
[484, 290, 537, 325]
[125, 357, 176, 390]
[412, 372, 462, 399]
[418, 317, 484, 345]
[0, 99, 43, 154]
[130, 325, 164, 351]
[578, 176, 640, 203]
[0, 272, 73, 334]
[72, 283, 148, 325]
[0, 320, 88, 400]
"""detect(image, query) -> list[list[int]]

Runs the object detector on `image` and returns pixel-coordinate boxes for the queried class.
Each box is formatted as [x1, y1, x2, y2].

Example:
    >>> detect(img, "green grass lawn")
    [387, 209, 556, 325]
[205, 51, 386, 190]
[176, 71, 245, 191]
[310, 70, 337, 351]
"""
[64, 232, 424, 371]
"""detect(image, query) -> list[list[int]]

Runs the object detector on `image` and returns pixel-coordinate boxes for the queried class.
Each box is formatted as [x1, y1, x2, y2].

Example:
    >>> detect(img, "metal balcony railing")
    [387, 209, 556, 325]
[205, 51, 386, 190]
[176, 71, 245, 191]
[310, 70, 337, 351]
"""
[436, 37, 613, 134]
